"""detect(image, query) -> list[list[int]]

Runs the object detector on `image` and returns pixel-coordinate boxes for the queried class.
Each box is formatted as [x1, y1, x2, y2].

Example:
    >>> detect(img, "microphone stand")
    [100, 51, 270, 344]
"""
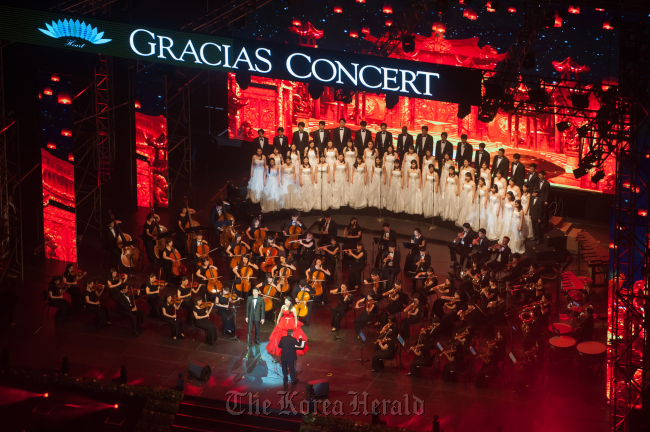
[377, 168, 383, 222]
[429, 165, 437, 231]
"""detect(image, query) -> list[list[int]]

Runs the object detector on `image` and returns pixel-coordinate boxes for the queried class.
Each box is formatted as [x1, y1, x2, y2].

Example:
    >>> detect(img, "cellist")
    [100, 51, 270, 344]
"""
[161, 238, 177, 282]
[245, 217, 268, 245]
[209, 200, 232, 255]
[176, 206, 196, 258]
[281, 212, 304, 237]
[292, 279, 313, 326]
[306, 257, 331, 306]
[232, 255, 258, 297]
[142, 212, 160, 265]
[189, 232, 209, 267]
[196, 258, 219, 302]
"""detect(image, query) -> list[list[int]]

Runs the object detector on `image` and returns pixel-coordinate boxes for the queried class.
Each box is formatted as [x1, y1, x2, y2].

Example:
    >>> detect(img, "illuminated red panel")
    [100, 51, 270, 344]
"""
[508, 7, 516, 13]
[57, 92, 71, 104]
[486, 2, 495, 12]
[555, 16, 563, 27]
[44, 87, 53, 96]
[47, 141, 57, 150]
[385, 19, 393, 26]
[51, 74, 60, 82]
[568, 6, 580, 14]
[68, 153, 74, 162]
[292, 19, 301, 26]
[361, 27, 370, 34]
[356, 0, 365, 2]
[135, 112, 168, 207]
[334, 6, 342, 13]
[350, 30, 359, 38]
[382, 4, 393, 14]
[61, 128, 72, 137]
[603, 21, 613, 30]
[136, 157, 153, 207]
[595, 8, 604, 11]
[134, 99, 141, 109]
[463, 9, 477, 20]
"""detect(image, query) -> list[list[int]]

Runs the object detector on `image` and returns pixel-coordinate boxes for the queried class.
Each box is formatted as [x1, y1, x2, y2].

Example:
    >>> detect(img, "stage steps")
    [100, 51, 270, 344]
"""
[549, 215, 573, 235]
[172, 395, 302, 432]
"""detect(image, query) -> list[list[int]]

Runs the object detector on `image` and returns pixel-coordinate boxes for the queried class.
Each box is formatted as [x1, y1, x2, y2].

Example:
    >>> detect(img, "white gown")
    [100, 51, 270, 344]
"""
[367, 167, 383, 208]
[479, 169, 491, 187]
[290, 152, 301, 167]
[507, 210, 526, 254]
[471, 187, 489, 232]
[457, 181, 476, 227]
[506, 186, 520, 201]
[348, 165, 368, 209]
[307, 149, 318, 168]
[261, 167, 282, 213]
[442, 176, 460, 221]
[364, 149, 378, 172]
[439, 160, 455, 187]
[422, 156, 436, 172]
[331, 163, 349, 209]
[499, 201, 515, 240]
[344, 149, 357, 176]
[325, 149, 337, 172]
[422, 174, 436, 218]
[386, 170, 404, 212]
[403, 153, 418, 172]
[495, 179, 507, 209]
[270, 154, 282, 167]
[384, 154, 396, 174]
[460, 167, 474, 184]
[521, 193, 534, 238]
[246, 158, 265, 203]
[486, 193, 501, 240]
[280, 166, 300, 210]
[313, 166, 332, 211]
[297, 167, 315, 212]
[404, 171, 423, 215]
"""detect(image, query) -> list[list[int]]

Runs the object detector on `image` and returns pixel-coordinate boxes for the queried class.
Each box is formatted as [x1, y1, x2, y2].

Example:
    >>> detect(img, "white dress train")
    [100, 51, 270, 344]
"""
[506, 210, 526, 254]
[521, 193, 534, 238]
[471, 187, 489, 232]
[386, 170, 404, 213]
[297, 167, 315, 212]
[246, 158, 265, 203]
[404, 172, 423, 215]
[486, 193, 501, 240]
[441, 176, 460, 221]
[330, 163, 349, 209]
[260, 167, 282, 213]
[367, 167, 383, 208]
[313, 166, 332, 211]
[457, 181, 476, 227]
[348, 165, 368, 209]
[498, 201, 515, 240]
[422, 174, 436, 218]
[280, 166, 300, 210]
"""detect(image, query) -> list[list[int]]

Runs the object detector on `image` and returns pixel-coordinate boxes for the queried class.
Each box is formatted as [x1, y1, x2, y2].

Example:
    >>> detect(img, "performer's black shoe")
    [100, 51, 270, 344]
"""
[255, 340, 261, 345]
[291, 379, 299, 385]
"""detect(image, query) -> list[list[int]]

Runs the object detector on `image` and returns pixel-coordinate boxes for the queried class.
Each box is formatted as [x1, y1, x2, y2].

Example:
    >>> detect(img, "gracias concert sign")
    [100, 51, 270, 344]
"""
[0, 5, 481, 105]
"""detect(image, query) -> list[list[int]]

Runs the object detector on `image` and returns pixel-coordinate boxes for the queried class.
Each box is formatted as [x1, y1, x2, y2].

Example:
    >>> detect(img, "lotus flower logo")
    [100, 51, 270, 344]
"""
[38, 19, 112, 45]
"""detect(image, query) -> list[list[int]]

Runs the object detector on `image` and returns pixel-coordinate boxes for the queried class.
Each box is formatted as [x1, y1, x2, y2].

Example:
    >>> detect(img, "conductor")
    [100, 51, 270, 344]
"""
[279, 328, 306, 385]
[245, 287, 265, 345]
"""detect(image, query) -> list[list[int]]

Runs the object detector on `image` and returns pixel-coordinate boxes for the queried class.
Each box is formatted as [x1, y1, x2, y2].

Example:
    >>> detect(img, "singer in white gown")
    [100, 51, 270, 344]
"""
[366, 157, 384, 209]
[330, 154, 350, 209]
[403, 146, 419, 174]
[471, 178, 489, 232]
[386, 162, 404, 213]
[422, 165, 439, 218]
[260, 160, 282, 213]
[479, 161, 491, 189]
[494, 172, 508, 210]
[288, 146, 301, 167]
[520, 185, 534, 238]
[498, 192, 516, 240]
[456, 172, 476, 227]
[364, 144, 378, 174]
[280, 157, 300, 210]
[404, 161, 423, 215]
[324, 142, 338, 172]
[313, 155, 333, 211]
[439, 154, 455, 190]
[441, 167, 460, 221]
[343, 143, 357, 178]
[297, 158, 315, 212]
[506, 178, 521, 201]
[486, 185, 502, 240]
[383, 146, 397, 175]
[506, 200, 527, 254]
[305, 141, 319, 168]
[459, 159, 476, 184]
[348, 157, 368, 209]
[246, 149, 266, 204]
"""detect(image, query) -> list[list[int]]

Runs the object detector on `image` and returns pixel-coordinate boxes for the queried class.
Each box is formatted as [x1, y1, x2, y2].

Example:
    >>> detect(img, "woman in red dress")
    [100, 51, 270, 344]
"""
[267, 297, 309, 356]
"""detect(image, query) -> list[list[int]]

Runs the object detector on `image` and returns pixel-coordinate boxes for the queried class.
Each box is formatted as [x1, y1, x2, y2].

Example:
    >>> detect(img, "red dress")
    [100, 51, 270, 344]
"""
[266, 309, 309, 356]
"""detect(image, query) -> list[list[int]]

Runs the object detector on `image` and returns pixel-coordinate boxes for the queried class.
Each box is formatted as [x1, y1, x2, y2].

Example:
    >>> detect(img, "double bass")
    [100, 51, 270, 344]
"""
[183, 196, 200, 252]
[109, 210, 141, 268]
[149, 201, 168, 259]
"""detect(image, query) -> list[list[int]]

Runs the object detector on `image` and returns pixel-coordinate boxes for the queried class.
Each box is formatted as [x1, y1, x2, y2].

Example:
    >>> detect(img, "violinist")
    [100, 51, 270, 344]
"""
[399, 295, 421, 339]
[144, 273, 163, 318]
[142, 212, 160, 264]
[215, 285, 238, 335]
[363, 270, 385, 298]
[329, 283, 353, 332]
[47, 276, 70, 323]
[354, 293, 377, 338]
[292, 279, 313, 325]
[414, 267, 439, 301]
[176, 206, 196, 258]
[106, 219, 123, 268]
[246, 217, 268, 244]
[161, 238, 177, 283]
[410, 246, 431, 276]
[431, 277, 455, 320]
[474, 345, 497, 388]
[448, 223, 475, 269]
[485, 291, 507, 336]
[307, 258, 330, 305]
[441, 342, 465, 383]
[407, 338, 432, 377]
[177, 276, 199, 324]
[193, 298, 218, 345]
[320, 236, 340, 281]
[317, 212, 338, 245]
[454, 301, 483, 334]
[118, 284, 145, 334]
[342, 217, 362, 255]
[379, 280, 403, 325]
[374, 222, 397, 268]
[485, 236, 511, 273]
[107, 268, 127, 303]
[281, 212, 304, 237]
[296, 231, 316, 277]
[85, 280, 111, 328]
[189, 232, 209, 267]
[469, 229, 490, 267]
[439, 291, 467, 335]
[61, 263, 84, 311]
[371, 316, 397, 372]
[453, 323, 475, 351]
[161, 294, 184, 339]
[380, 241, 400, 290]
[346, 241, 366, 291]
[233, 255, 258, 296]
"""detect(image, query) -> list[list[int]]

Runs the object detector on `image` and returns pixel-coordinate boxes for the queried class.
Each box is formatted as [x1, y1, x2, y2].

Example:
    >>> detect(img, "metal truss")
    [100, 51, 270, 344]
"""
[182, 0, 274, 34]
[50, 0, 121, 15]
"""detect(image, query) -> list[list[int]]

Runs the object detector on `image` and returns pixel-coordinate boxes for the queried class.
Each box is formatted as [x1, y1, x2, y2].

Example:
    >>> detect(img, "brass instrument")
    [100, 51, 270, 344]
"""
[488, 243, 503, 251]
[519, 307, 534, 323]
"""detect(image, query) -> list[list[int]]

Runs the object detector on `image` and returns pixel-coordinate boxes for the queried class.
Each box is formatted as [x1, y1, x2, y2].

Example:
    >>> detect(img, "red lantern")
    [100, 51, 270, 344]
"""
[432, 22, 446, 33]
[58, 92, 71, 104]
[334, 6, 342, 13]
[134, 99, 141, 109]
[568, 6, 580, 14]
[361, 27, 370, 34]
[292, 19, 301, 26]
[382, 4, 393, 14]
[508, 7, 516, 13]
[47, 141, 57, 150]
[350, 30, 359, 38]
[486, 2, 495, 12]
[385, 19, 393, 26]
[51, 74, 59, 82]
[603, 21, 613, 30]
[44, 87, 53, 96]
[68, 153, 74, 162]
[61, 128, 72, 137]
[554, 16, 562, 27]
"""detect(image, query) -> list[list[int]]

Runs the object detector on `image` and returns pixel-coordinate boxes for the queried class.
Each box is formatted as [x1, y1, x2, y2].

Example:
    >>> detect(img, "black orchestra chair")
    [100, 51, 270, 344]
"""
[41, 290, 56, 324]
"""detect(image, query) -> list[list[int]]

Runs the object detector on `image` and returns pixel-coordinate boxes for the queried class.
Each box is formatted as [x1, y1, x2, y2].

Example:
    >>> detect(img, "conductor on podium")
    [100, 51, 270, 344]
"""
[279, 329, 305, 384]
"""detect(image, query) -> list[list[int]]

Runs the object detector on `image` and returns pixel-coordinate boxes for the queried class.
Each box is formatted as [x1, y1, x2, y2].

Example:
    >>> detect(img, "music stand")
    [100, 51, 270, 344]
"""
[357, 331, 369, 364]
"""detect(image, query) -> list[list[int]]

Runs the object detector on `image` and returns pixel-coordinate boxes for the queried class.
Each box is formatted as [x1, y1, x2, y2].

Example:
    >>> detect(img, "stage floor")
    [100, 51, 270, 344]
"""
[0, 210, 611, 432]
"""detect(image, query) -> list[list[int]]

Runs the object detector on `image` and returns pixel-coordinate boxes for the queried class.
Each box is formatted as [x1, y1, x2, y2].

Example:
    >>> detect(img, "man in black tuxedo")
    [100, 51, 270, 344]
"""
[317, 212, 338, 246]
[491, 148, 509, 178]
[273, 127, 290, 157]
[486, 237, 511, 273]
[525, 163, 540, 192]
[411, 247, 431, 274]
[448, 223, 476, 268]
[333, 118, 352, 153]
[311, 120, 330, 153]
[354, 120, 373, 155]
[279, 329, 305, 384]
[416, 126, 434, 160]
[455, 134, 474, 167]
[292, 122, 310, 154]
[380, 242, 401, 290]
[474, 142, 490, 170]
[396, 126, 413, 158]
[253, 129, 270, 157]
[529, 190, 542, 240]
[209, 200, 232, 252]
[537, 171, 551, 229]
[510, 153, 526, 189]
[245, 287, 265, 345]
[106, 219, 123, 268]
[434, 131, 453, 168]
[468, 228, 490, 267]
[374, 222, 397, 268]
[117, 285, 144, 333]
[376, 122, 393, 156]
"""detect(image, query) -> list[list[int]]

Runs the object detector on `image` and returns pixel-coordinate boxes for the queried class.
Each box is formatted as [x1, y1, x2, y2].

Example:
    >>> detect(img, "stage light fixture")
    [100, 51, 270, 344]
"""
[334, 88, 355, 104]
[457, 102, 471, 119]
[483, 80, 504, 99]
[556, 121, 571, 132]
[577, 125, 589, 137]
[522, 51, 535, 69]
[308, 83, 324, 100]
[385, 93, 399, 110]
[499, 94, 515, 111]
[527, 89, 548, 106]
[571, 93, 590, 109]
[401, 35, 415, 53]
[235, 71, 251, 90]
[573, 166, 590, 179]
[591, 170, 605, 184]
[459, 0, 472, 5]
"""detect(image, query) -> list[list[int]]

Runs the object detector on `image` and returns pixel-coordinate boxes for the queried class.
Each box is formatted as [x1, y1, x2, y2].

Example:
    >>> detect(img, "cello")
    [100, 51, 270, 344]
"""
[170, 247, 185, 276]
[109, 210, 141, 268]
[295, 290, 310, 317]
[218, 208, 236, 248]
[277, 266, 292, 294]
[262, 280, 278, 312]
[309, 270, 325, 297]
[284, 223, 302, 251]
[183, 196, 200, 252]
[230, 243, 247, 269]
[235, 263, 254, 294]
[205, 267, 222, 294]
[197, 239, 213, 266]
[149, 201, 168, 259]
[252, 228, 266, 254]
[260, 241, 279, 273]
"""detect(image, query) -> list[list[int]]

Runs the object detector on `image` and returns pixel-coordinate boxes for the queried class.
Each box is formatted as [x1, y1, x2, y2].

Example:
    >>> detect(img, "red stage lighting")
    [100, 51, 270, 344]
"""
[508, 7, 516, 13]
[432, 22, 446, 33]
[609, 242, 616, 249]
[568, 6, 580, 14]
[58, 92, 71, 104]
[639, 210, 648, 217]
[361, 27, 370, 34]
[595, 8, 605, 12]
[44, 393, 49, 398]
[44, 87, 53, 96]
[349, 30, 359, 38]
[382, 4, 393, 14]
[463, 9, 477, 20]
[603, 21, 613, 30]
[554, 16, 563, 27]
[356, 0, 365, 2]
[385, 19, 393, 26]
[51, 75, 59, 82]
[61, 128, 72, 137]
[486, 2, 495, 12]
[292, 19, 301, 26]
[47, 141, 57, 150]
[334, 6, 342, 13]
[134, 99, 141, 109]
[68, 153, 74, 162]
[114, 404, 119, 409]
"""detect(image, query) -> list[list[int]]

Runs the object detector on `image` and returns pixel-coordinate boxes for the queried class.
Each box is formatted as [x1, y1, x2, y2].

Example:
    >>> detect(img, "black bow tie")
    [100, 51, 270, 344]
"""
[382, 132, 386, 134]
[340, 128, 344, 130]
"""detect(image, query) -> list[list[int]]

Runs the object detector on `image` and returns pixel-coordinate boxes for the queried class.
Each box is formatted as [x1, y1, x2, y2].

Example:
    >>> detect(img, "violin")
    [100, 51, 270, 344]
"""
[260, 243, 279, 273]
[262, 282, 278, 312]
[309, 269, 325, 297]
[149, 201, 168, 259]
[109, 210, 141, 268]
[277, 266, 292, 293]
[183, 196, 200, 252]
[252, 227, 266, 254]
[230, 243, 247, 269]
[365, 299, 377, 312]
[284, 222, 302, 251]
[199, 301, 215, 309]
[197, 239, 213, 266]
[69, 269, 87, 278]
[218, 210, 236, 248]
[168, 297, 184, 305]
[89, 283, 105, 292]
[295, 290, 310, 317]
[408, 344, 424, 355]
[152, 279, 166, 287]
[205, 267, 223, 294]
[403, 299, 419, 314]
[170, 247, 186, 276]
[236, 264, 253, 293]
